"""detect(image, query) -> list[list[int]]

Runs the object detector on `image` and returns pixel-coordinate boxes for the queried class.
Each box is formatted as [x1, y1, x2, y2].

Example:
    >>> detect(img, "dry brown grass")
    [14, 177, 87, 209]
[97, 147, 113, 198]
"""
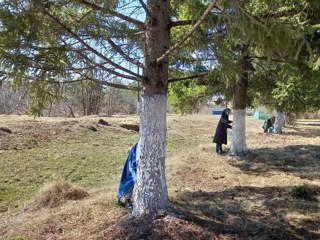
[1, 188, 126, 240]
[31, 181, 89, 209]
[1, 114, 320, 240]
[166, 115, 320, 240]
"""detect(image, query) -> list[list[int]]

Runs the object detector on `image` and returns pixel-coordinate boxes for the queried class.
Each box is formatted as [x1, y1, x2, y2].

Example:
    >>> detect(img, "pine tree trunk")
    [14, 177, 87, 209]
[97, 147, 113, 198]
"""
[274, 111, 284, 134]
[132, 0, 171, 217]
[133, 95, 170, 217]
[230, 109, 248, 156]
[230, 73, 248, 157]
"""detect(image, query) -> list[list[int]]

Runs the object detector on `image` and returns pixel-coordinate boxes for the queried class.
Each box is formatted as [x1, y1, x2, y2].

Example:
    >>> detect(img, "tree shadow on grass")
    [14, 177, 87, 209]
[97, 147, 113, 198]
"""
[96, 186, 320, 239]
[231, 145, 320, 180]
[285, 126, 320, 138]
[173, 186, 320, 240]
[97, 209, 215, 240]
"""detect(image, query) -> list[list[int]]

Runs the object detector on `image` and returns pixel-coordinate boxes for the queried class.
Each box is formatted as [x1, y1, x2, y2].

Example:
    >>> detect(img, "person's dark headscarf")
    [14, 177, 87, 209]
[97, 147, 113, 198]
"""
[220, 108, 231, 123]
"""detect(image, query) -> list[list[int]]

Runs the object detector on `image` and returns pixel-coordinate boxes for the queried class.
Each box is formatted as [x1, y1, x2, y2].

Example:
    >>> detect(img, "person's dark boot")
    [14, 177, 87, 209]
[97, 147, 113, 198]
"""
[217, 147, 225, 155]
[216, 144, 221, 153]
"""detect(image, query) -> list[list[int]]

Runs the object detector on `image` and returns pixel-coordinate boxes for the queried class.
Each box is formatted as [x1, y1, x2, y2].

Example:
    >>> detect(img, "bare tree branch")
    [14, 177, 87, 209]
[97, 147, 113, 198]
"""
[78, 0, 145, 28]
[157, 0, 219, 64]
[168, 72, 209, 83]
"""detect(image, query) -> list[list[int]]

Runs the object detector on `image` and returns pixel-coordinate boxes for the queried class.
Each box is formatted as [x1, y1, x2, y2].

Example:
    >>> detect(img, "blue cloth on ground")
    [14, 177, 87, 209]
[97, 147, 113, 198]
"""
[117, 143, 138, 202]
[267, 127, 274, 133]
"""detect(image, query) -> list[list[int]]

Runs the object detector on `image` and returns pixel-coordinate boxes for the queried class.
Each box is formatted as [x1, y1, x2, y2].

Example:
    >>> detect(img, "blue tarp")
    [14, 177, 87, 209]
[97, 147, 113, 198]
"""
[212, 110, 223, 115]
[117, 143, 138, 202]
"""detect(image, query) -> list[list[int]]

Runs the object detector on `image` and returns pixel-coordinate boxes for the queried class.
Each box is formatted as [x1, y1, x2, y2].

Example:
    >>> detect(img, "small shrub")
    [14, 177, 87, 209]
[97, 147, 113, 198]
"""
[87, 125, 98, 132]
[0, 127, 12, 133]
[98, 119, 110, 126]
[119, 124, 139, 132]
[33, 181, 89, 208]
[290, 184, 318, 201]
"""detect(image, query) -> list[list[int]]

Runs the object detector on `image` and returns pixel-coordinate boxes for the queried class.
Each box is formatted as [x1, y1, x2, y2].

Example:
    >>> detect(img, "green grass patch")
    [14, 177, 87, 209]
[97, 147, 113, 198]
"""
[0, 131, 137, 210]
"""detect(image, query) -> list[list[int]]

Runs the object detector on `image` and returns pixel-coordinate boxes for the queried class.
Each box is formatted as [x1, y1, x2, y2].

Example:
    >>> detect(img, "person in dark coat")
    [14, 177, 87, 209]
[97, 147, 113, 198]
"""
[118, 143, 138, 209]
[262, 116, 275, 133]
[213, 108, 232, 154]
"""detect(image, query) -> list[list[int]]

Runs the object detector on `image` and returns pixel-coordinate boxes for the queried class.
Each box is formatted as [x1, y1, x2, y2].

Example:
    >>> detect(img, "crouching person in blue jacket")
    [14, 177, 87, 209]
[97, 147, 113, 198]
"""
[117, 143, 138, 209]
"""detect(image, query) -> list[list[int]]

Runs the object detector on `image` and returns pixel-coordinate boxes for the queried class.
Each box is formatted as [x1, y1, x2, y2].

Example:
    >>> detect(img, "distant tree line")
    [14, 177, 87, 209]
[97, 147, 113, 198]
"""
[0, 80, 138, 117]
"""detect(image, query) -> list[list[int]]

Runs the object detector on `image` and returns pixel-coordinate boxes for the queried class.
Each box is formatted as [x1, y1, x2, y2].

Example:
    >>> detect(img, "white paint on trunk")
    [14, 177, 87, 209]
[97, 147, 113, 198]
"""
[230, 109, 248, 156]
[132, 94, 170, 217]
[274, 111, 284, 134]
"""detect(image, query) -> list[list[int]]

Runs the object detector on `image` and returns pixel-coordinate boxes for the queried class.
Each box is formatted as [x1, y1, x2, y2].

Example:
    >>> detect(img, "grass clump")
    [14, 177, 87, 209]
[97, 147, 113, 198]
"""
[33, 181, 89, 209]
[0, 126, 12, 133]
[6, 237, 28, 240]
[290, 184, 319, 201]
[98, 119, 110, 126]
[119, 124, 139, 132]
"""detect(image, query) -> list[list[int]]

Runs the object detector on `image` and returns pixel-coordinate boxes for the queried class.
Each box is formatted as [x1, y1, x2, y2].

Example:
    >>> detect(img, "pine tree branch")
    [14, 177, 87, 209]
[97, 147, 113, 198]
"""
[2, 70, 140, 91]
[39, 76, 141, 91]
[78, 0, 145, 28]
[2, 69, 140, 91]
[234, 1, 267, 28]
[168, 72, 209, 83]
[259, 9, 310, 19]
[59, 40, 141, 81]
[0, 44, 76, 51]
[157, 0, 219, 64]
[75, 50, 142, 82]
[77, 73, 141, 91]
[249, 56, 289, 63]
[35, 2, 142, 79]
[170, 4, 224, 28]
[3, 44, 140, 82]
[107, 31, 145, 38]
[106, 38, 145, 69]
[138, 0, 150, 16]
[170, 20, 193, 27]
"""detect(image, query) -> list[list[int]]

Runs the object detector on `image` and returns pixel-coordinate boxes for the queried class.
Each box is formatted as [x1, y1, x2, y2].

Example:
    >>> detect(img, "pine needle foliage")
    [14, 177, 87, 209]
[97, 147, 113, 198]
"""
[169, 0, 320, 114]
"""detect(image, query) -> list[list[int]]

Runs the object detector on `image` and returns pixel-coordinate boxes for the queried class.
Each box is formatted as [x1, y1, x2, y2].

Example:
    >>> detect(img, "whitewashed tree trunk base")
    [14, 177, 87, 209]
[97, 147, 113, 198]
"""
[132, 94, 170, 218]
[274, 111, 284, 134]
[230, 109, 248, 157]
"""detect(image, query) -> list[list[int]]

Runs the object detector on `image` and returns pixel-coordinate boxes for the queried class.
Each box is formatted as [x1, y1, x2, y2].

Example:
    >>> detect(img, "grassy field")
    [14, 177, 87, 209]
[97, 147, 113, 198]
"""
[0, 114, 319, 239]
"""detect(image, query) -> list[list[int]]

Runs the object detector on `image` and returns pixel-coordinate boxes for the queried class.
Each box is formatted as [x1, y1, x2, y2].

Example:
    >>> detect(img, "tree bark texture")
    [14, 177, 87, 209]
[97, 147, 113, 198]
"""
[133, 95, 170, 217]
[230, 73, 248, 156]
[143, 0, 170, 96]
[132, 0, 171, 217]
[274, 111, 284, 134]
[230, 109, 248, 156]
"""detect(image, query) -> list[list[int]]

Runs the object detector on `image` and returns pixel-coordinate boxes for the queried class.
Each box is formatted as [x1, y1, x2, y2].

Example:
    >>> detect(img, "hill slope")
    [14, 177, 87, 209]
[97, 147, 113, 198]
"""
[0, 114, 319, 239]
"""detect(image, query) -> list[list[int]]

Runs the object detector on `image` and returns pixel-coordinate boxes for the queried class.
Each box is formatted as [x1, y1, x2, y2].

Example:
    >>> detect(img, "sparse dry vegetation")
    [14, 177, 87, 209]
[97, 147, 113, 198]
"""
[31, 181, 89, 209]
[0, 114, 319, 239]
